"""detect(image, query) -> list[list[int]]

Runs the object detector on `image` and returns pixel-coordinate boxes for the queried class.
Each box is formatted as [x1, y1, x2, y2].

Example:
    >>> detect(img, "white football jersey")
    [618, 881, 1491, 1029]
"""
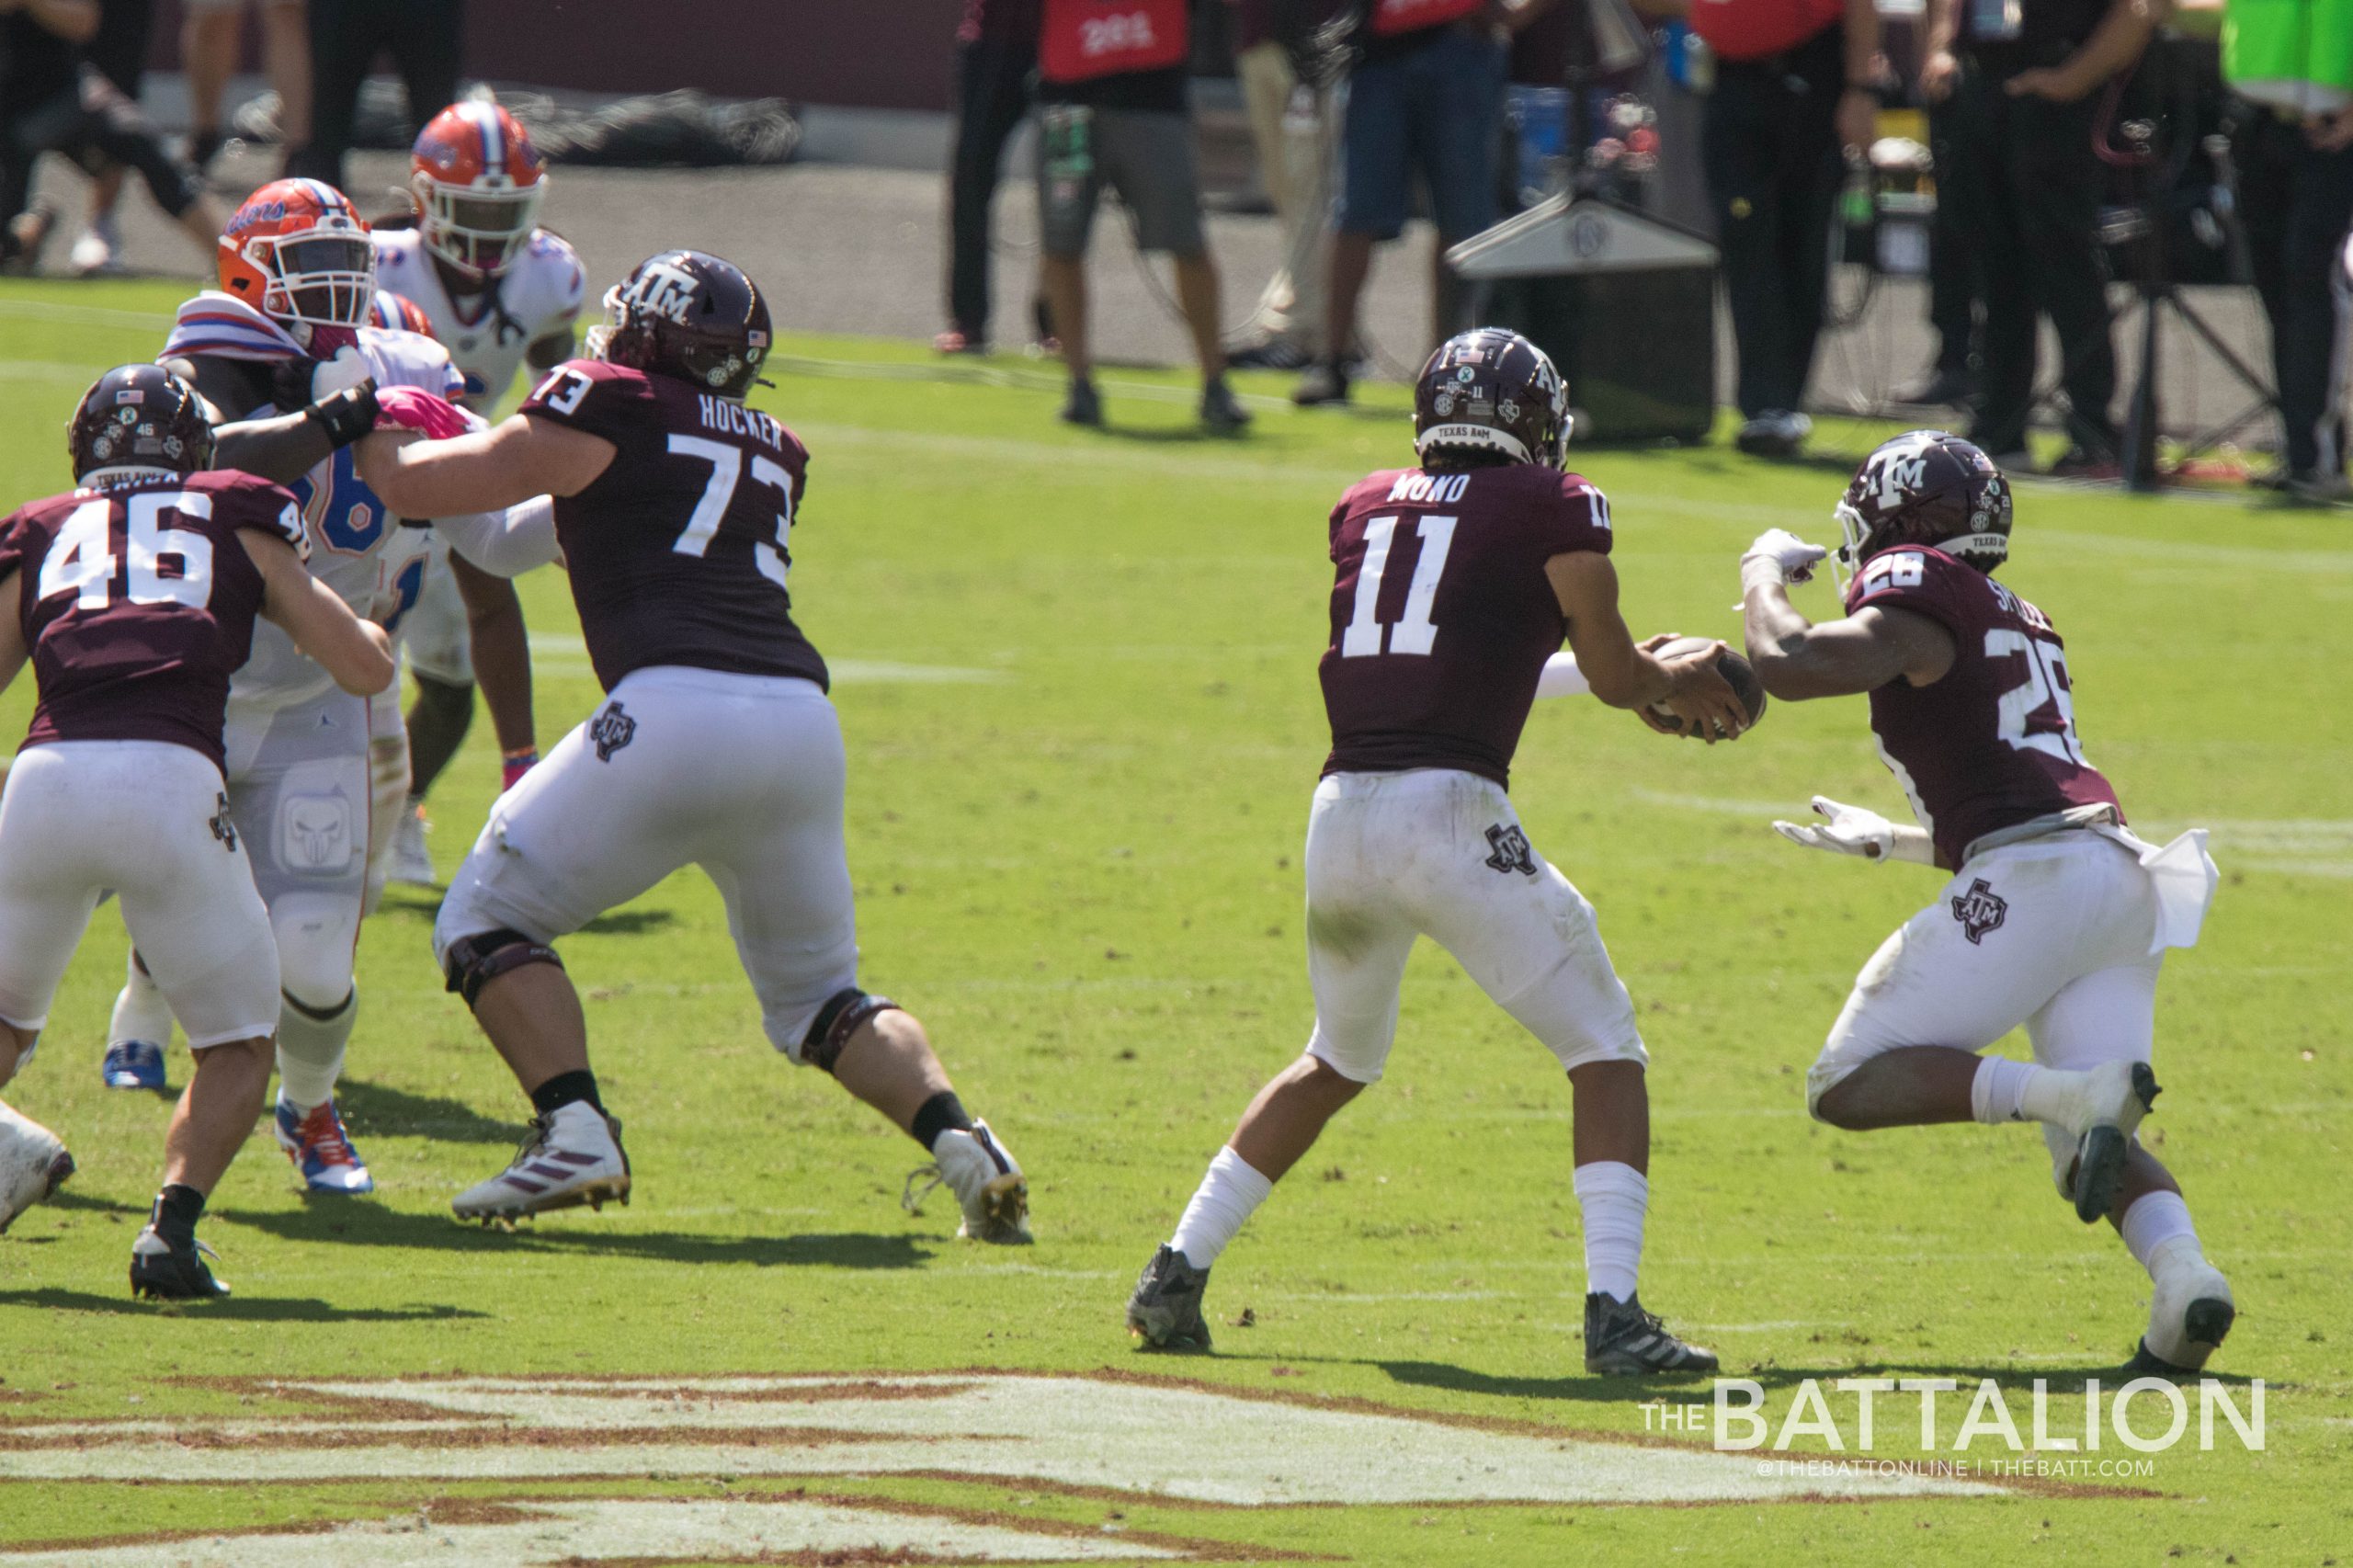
[229, 327, 468, 715]
[371, 226, 587, 406]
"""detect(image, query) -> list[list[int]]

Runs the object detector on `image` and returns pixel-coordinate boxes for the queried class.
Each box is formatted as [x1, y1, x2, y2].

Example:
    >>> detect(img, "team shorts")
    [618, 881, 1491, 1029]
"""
[1337, 25, 1506, 243]
[403, 540, 473, 687]
[1808, 830, 2167, 1187]
[434, 665, 861, 1061]
[1302, 767, 1646, 1084]
[1036, 106, 1208, 258]
[0, 742, 278, 1048]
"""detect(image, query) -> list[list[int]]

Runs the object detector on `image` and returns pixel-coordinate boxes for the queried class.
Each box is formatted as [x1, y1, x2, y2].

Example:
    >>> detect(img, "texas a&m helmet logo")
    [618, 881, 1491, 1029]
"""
[621, 260, 703, 326]
[1951, 879, 2008, 945]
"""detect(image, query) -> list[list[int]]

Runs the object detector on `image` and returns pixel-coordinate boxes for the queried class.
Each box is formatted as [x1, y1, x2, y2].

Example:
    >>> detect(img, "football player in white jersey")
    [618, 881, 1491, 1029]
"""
[97, 179, 535, 1199]
[370, 99, 583, 886]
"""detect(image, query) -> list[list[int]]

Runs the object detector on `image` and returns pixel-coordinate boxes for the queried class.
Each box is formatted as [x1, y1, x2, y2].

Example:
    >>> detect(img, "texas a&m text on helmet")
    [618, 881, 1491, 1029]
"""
[410, 99, 548, 282]
[1835, 430, 2014, 582]
[217, 178, 376, 337]
[67, 364, 217, 483]
[1412, 328, 1571, 470]
[585, 250, 773, 400]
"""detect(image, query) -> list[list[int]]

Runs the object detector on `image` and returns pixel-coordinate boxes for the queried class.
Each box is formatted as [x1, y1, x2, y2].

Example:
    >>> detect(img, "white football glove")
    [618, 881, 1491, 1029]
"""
[1772, 795, 1899, 860]
[310, 346, 373, 401]
[1741, 528, 1829, 587]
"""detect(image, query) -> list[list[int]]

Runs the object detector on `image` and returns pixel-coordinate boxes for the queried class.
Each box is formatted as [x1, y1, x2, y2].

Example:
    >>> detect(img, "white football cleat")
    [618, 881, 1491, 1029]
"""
[452, 1101, 630, 1223]
[388, 807, 437, 887]
[0, 1103, 74, 1235]
[906, 1120, 1030, 1244]
[2136, 1238, 2234, 1374]
[2064, 1061, 2159, 1222]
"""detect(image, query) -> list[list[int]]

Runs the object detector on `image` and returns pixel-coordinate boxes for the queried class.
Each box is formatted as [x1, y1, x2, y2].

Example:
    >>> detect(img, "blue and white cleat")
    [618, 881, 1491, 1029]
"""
[274, 1097, 375, 1194]
[100, 1039, 167, 1091]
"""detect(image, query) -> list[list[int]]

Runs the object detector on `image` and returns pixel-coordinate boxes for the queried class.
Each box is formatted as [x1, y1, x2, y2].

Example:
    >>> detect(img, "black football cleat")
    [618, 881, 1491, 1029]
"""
[1199, 379, 1252, 434]
[1127, 1244, 1214, 1352]
[129, 1225, 230, 1301]
[1585, 1292, 1719, 1377]
[1060, 377, 1103, 428]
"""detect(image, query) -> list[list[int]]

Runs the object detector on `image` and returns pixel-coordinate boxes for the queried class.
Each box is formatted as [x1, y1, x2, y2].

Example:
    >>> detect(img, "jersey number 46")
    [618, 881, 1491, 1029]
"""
[40, 492, 216, 612]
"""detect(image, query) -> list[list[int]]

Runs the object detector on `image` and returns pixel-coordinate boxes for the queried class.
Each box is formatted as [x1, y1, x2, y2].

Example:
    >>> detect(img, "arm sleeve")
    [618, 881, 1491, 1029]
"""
[436, 494, 562, 578]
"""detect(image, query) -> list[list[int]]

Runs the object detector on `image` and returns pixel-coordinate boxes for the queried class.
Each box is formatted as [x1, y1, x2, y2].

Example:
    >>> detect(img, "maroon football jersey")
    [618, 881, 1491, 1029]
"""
[0, 471, 301, 770]
[1845, 545, 2122, 869]
[1320, 463, 1612, 787]
[518, 358, 828, 693]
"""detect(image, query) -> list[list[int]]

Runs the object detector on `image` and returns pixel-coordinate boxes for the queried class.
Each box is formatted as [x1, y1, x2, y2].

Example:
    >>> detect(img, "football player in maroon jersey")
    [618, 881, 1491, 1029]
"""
[1126, 328, 1745, 1375]
[0, 365, 393, 1298]
[1738, 430, 2234, 1377]
[355, 251, 1033, 1243]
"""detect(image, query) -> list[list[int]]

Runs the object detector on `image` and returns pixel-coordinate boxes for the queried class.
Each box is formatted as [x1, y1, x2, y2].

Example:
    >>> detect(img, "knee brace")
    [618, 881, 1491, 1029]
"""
[442, 927, 563, 1009]
[800, 987, 899, 1074]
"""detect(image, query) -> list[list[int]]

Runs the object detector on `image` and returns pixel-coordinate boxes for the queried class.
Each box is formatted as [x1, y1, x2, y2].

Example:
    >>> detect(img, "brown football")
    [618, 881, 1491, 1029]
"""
[1647, 636, 1768, 738]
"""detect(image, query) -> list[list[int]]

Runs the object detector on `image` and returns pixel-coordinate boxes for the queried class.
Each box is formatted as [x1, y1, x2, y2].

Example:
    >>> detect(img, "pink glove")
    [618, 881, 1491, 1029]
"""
[501, 747, 538, 791]
[372, 385, 472, 440]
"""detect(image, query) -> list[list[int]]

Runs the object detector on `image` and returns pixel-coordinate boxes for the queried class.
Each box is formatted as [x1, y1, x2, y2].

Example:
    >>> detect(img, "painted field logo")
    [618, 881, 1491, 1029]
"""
[0, 1372, 2007, 1565]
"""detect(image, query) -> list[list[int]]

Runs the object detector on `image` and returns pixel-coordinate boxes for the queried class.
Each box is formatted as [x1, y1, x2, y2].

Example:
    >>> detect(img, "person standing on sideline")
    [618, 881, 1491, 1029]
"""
[283, 0, 461, 191]
[1034, 0, 1250, 429]
[1294, 0, 1556, 407]
[1920, 0, 2155, 475]
[180, 0, 312, 174]
[2224, 0, 2353, 502]
[1224, 0, 1345, 370]
[940, 0, 1044, 355]
[1680, 0, 1881, 458]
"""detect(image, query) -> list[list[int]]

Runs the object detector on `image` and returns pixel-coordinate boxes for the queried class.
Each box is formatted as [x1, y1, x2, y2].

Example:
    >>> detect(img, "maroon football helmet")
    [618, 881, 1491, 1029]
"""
[1834, 429, 2013, 581]
[68, 364, 216, 482]
[1413, 327, 1570, 469]
[587, 249, 773, 398]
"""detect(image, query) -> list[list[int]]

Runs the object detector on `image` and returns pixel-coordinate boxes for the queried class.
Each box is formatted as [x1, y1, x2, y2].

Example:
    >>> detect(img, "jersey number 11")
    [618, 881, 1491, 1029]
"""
[1340, 514, 1457, 659]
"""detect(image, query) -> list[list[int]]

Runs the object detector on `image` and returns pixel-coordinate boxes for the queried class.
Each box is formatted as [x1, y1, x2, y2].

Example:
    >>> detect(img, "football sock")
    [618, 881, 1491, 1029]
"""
[110, 951, 174, 1046]
[2119, 1190, 2200, 1279]
[910, 1090, 972, 1153]
[1168, 1147, 1273, 1271]
[150, 1184, 204, 1248]
[274, 988, 356, 1114]
[529, 1069, 604, 1119]
[1971, 1056, 2051, 1125]
[1573, 1160, 1648, 1304]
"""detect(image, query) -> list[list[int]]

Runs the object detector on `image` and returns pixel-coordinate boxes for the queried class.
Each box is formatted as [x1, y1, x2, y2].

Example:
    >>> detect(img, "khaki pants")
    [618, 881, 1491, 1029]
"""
[1236, 40, 1336, 356]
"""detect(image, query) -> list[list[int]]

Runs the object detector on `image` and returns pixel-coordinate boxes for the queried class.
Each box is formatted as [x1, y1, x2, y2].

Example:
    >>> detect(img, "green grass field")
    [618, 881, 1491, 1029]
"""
[0, 279, 2347, 1566]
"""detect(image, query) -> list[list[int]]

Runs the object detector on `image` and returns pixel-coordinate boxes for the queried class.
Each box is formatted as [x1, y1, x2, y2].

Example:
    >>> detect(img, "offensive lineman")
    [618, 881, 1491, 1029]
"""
[98, 179, 533, 1199]
[1126, 329, 1743, 1373]
[355, 250, 1034, 1242]
[373, 99, 584, 885]
[0, 367, 392, 1297]
[1738, 430, 2234, 1376]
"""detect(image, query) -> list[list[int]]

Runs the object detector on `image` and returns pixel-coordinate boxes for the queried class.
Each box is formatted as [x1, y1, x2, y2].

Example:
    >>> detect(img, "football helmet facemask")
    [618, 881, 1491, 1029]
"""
[1833, 429, 2013, 585]
[586, 249, 772, 400]
[409, 99, 547, 282]
[218, 178, 375, 338]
